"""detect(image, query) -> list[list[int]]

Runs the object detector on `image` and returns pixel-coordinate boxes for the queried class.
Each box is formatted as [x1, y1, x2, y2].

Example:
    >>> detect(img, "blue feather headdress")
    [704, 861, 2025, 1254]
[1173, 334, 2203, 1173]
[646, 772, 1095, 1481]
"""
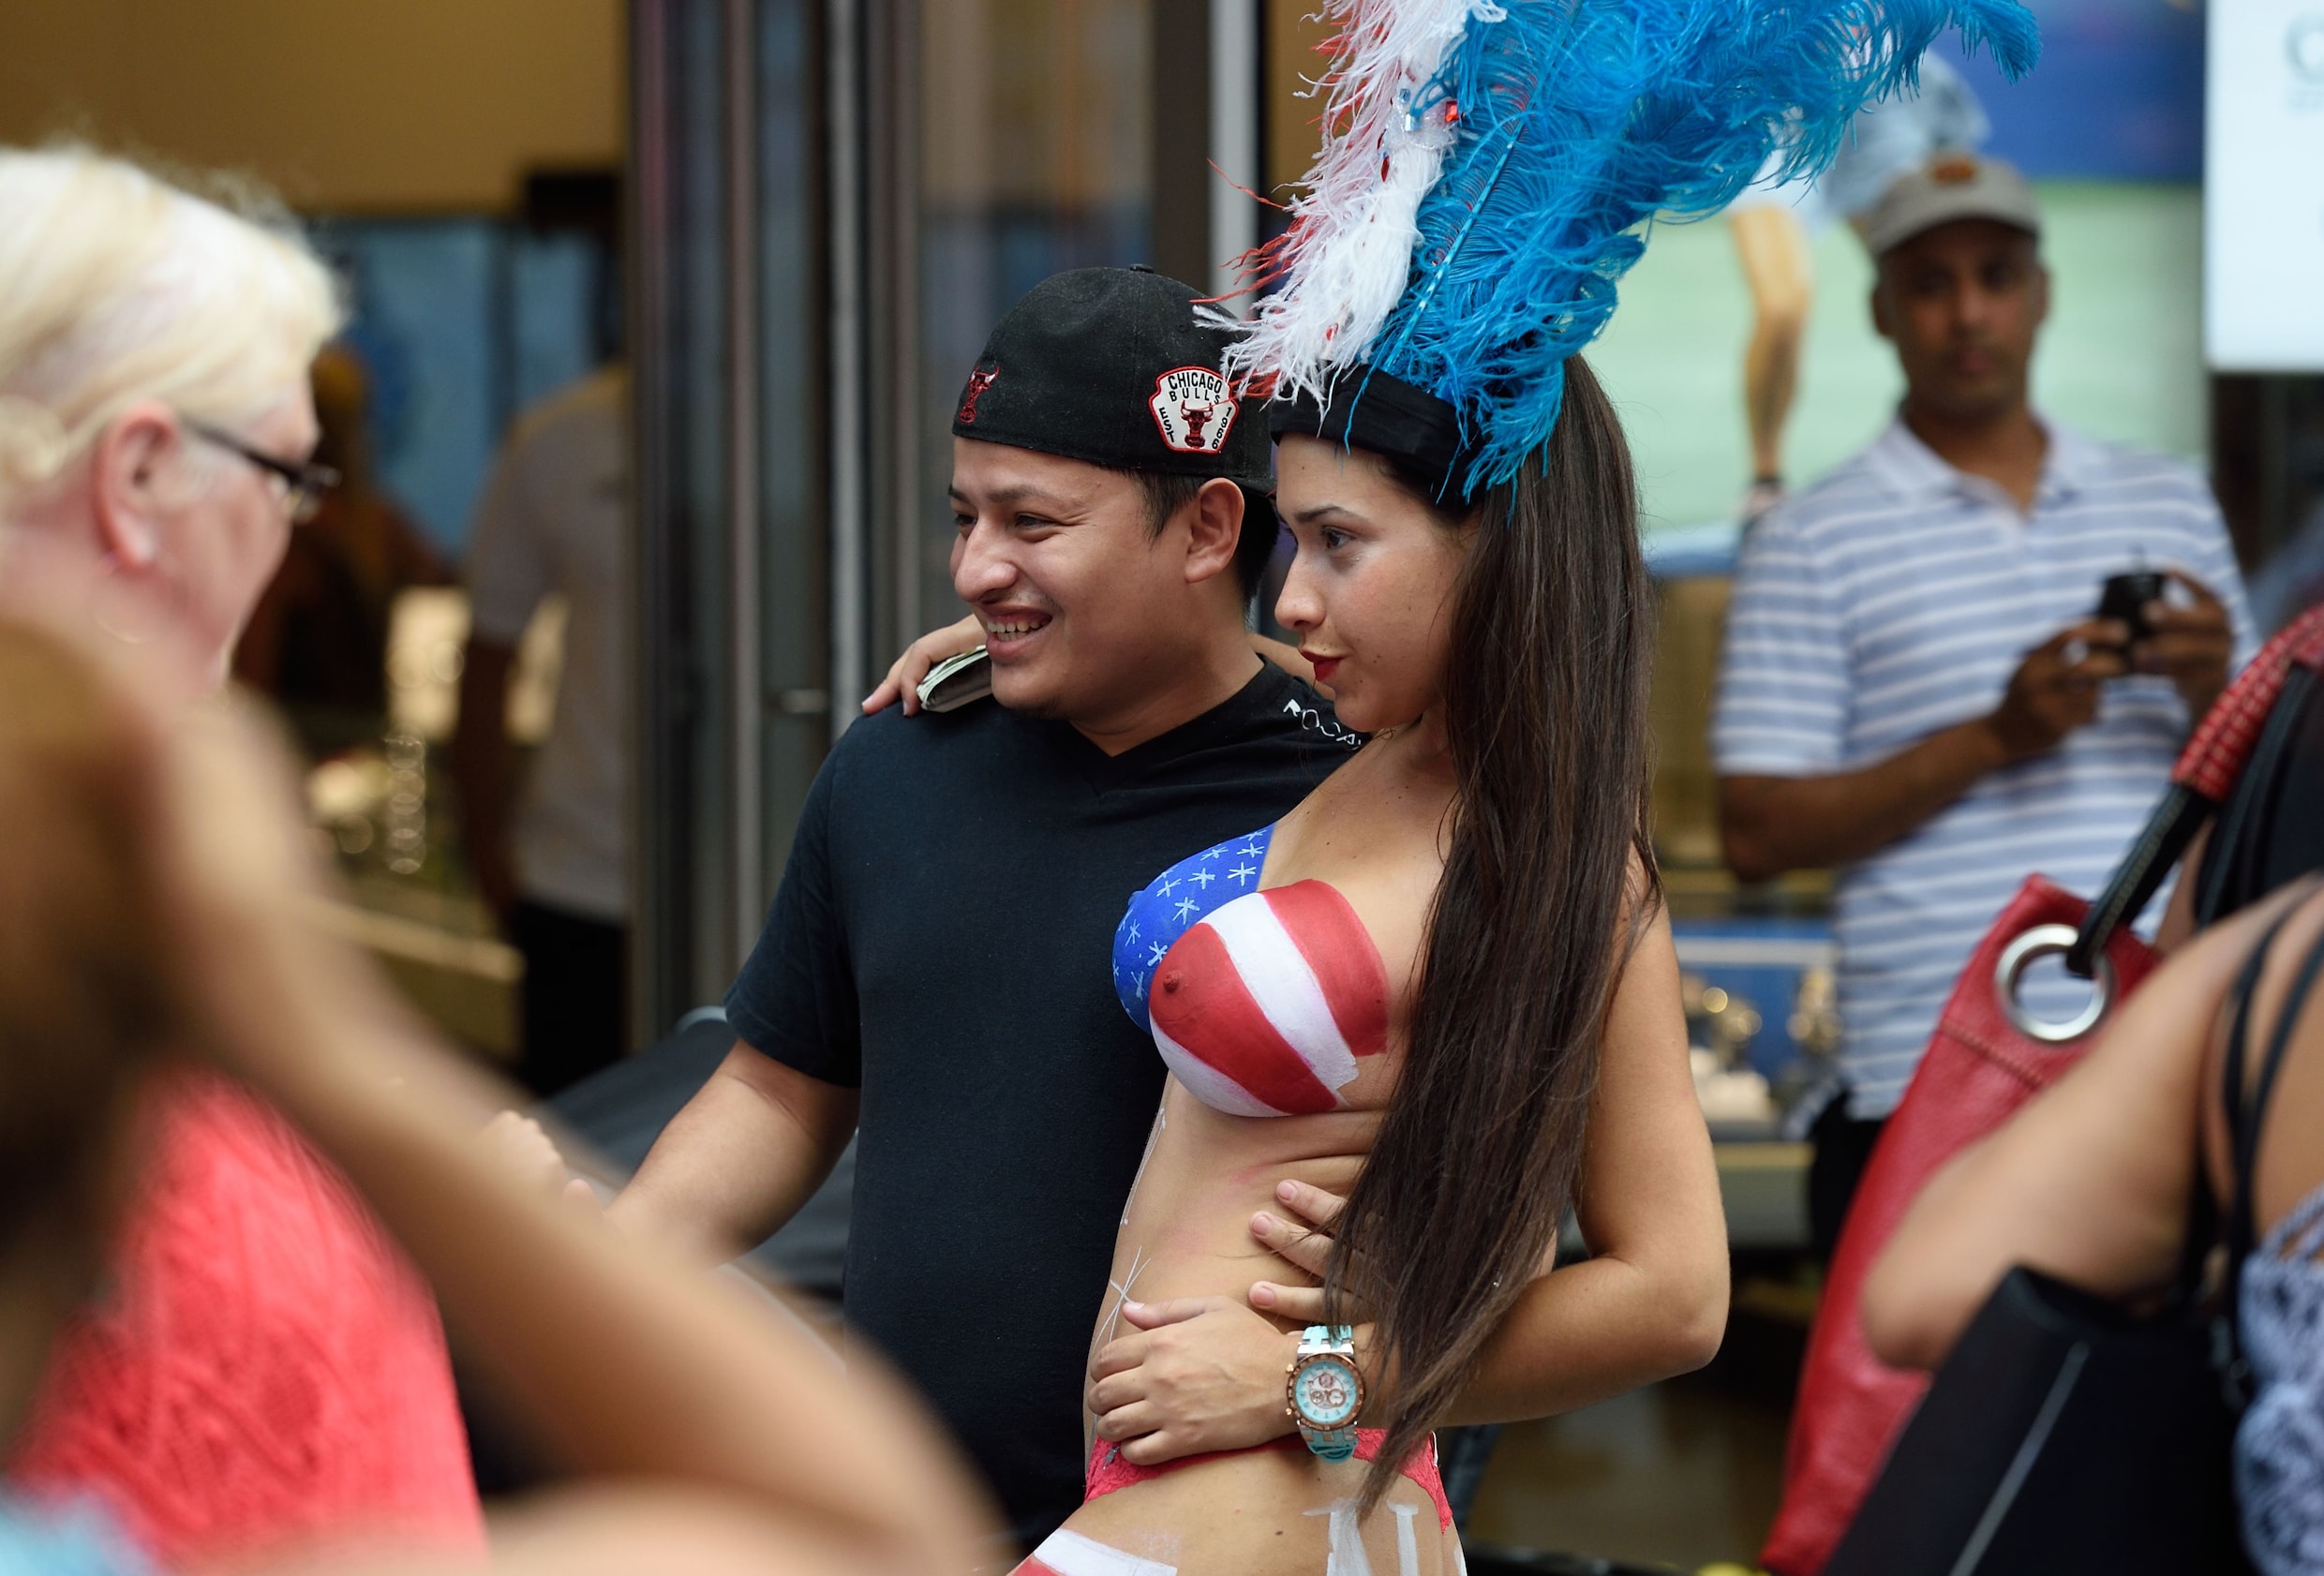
[1233, 0, 2040, 498]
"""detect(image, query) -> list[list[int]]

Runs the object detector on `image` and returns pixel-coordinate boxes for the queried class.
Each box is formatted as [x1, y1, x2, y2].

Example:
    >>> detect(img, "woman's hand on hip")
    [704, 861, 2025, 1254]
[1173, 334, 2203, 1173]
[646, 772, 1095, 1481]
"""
[1086, 1297, 1300, 1464]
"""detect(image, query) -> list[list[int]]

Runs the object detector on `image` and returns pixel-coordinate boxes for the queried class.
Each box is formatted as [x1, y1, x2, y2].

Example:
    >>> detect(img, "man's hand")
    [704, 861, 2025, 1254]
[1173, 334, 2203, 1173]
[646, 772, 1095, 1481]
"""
[1245, 1180, 1375, 1324]
[860, 615, 983, 717]
[1086, 1297, 1300, 1463]
[1082, 1182, 1379, 1464]
[2134, 570, 2234, 721]
[1984, 620, 2129, 763]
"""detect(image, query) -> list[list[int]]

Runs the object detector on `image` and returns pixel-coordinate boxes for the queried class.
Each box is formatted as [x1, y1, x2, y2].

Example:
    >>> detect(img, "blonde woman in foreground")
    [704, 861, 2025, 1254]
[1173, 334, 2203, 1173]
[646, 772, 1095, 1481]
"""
[0, 143, 484, 1562]
[0, 616, 993, 1575]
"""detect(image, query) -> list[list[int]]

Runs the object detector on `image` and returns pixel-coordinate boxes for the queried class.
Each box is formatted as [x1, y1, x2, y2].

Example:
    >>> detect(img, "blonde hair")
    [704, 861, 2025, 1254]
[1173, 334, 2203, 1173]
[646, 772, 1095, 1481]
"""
[0, 145, 342, 505]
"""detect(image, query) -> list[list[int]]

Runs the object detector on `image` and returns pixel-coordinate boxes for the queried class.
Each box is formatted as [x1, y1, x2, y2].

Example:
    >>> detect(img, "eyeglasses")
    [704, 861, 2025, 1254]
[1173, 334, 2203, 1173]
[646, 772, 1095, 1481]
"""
[184, 420, 340, 524]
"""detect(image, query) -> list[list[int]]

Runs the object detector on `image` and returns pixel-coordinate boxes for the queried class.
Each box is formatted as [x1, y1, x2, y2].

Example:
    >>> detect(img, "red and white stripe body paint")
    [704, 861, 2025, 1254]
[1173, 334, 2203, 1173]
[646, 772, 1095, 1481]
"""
[1146, 881, 1390, 1117]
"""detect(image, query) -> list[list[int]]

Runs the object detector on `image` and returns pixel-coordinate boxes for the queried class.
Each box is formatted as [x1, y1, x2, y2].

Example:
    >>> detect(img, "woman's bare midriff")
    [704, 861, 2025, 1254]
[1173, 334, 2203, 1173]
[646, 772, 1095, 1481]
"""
[1078, 1079, 1459, 1576]
[1093, 1082, 1378, 1370]
[1059, 740, 1466, 1572]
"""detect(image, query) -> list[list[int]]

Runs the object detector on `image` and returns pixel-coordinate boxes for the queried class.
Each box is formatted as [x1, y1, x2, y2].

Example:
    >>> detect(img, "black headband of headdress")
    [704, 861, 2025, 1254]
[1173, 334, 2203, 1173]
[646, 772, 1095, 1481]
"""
[1267, 367, 1481, 504]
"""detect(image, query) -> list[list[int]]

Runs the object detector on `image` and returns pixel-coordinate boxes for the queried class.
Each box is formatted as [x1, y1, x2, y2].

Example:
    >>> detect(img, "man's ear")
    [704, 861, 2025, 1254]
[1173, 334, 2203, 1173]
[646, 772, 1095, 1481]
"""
[1869, 274, 1895, 344]
[1182, 476, 1245, 587]
[2032, 261, 2053, 332]
[88, 401, 182, 572]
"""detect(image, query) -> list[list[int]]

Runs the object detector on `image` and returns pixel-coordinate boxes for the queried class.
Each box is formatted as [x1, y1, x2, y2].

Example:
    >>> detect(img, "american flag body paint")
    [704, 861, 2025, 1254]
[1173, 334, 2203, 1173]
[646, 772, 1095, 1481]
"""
[1114, 825, 1391, 1117]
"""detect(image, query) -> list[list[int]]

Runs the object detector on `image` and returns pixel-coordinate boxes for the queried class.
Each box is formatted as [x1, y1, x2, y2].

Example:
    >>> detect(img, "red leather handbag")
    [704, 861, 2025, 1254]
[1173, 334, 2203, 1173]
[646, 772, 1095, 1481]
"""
[1758, 604, 2324, 1576]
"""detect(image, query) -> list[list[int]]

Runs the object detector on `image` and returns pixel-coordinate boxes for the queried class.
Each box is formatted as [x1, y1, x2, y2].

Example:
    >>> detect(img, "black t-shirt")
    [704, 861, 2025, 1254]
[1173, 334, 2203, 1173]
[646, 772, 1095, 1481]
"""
[724, 663, 1355, 1545]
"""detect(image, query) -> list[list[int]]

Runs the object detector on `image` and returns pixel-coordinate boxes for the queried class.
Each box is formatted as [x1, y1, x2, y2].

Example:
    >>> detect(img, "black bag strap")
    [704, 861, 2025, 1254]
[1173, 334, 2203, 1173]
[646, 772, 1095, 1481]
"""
[2071, 783, 2212, 977]
[2076, 620, 2324, 974]
[2197, 664, 2317, 929]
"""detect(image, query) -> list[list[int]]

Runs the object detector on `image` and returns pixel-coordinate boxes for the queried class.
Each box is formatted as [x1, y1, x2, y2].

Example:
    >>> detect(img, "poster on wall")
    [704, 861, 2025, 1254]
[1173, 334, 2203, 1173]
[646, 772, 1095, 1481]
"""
[2207, 0, 2324, 370]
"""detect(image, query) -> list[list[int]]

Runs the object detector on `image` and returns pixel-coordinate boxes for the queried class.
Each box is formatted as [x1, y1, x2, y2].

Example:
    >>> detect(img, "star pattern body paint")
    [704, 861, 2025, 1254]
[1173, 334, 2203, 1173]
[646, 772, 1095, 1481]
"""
[1114, 827, 1275, 1028]
[1113, 825, 1392, 1118]
[1094, 1243, 1151, 1354]
[1119, 1106, 1165, 1227]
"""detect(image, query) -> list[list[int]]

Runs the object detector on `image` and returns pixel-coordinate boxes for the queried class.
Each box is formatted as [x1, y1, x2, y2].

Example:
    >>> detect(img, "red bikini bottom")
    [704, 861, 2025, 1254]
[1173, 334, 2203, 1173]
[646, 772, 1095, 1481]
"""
[1083, 1430, 1452, 1530]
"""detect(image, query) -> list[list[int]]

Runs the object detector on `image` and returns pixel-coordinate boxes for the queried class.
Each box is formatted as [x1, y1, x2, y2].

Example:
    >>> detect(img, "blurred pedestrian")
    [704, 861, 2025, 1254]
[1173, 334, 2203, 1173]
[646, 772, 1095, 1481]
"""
[1726, 52, 1990, 522]
[1714, 154, 2257, 1256]
[232, 342, 451, 756]
[0, 143, 479, 1566]
[0, 615, 996, 1575]
[451, 365, 629, 1097]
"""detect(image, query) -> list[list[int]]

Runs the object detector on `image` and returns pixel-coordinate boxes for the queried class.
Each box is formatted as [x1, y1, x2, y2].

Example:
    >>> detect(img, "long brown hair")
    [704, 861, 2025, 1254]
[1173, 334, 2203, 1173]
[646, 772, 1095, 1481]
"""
[0, 622, 171, 1267]
[1329, 354, 1660, 1505]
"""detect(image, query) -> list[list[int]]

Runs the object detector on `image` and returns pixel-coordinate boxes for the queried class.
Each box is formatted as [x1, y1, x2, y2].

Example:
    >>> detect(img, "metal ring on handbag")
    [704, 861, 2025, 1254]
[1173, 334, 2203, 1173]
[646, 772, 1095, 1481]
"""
[1995, 923, 2116, 1044]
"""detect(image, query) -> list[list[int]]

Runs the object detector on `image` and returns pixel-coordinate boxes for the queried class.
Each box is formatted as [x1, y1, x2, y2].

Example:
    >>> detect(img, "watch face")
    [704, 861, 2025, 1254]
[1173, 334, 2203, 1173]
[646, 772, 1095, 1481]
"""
[1294, 1356, 1362, 1428]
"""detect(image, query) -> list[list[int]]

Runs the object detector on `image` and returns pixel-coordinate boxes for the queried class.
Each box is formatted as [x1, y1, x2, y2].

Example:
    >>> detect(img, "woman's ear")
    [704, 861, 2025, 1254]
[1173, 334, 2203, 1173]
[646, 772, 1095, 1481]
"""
[87, 402, 183, 572]
[1183, 476, 1246, 586]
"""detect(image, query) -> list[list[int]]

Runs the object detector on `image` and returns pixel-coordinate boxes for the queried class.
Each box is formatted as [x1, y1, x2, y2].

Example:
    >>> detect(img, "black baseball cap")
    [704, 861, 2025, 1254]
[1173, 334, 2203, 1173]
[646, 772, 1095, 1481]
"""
[950, 267, 1271, 492]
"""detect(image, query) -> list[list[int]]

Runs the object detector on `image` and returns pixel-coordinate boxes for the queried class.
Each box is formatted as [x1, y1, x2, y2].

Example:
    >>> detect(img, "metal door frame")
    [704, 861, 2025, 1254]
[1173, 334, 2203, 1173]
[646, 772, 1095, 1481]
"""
[630, 0, 1263, 1039]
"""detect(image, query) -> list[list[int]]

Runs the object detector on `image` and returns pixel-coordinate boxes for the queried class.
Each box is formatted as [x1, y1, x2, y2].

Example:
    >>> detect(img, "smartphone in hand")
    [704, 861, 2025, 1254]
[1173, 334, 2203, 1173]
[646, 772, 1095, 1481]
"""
[2094, 570, 2165, 647]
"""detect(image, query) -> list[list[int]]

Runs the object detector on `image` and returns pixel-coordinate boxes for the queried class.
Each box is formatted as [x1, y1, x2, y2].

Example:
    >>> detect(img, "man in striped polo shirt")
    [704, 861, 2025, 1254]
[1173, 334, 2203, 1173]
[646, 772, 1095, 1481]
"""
[1713, 154, 2256, 1256]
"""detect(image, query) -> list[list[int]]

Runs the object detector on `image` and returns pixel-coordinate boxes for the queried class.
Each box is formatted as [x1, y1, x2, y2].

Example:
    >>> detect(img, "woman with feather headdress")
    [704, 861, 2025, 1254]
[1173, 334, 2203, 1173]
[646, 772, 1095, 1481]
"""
[1031, 5, 2040, 1572]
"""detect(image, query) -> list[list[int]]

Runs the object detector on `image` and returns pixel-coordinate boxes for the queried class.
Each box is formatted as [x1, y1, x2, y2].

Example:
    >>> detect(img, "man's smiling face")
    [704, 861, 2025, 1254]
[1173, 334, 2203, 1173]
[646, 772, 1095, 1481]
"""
[946, 438, 1199, 724]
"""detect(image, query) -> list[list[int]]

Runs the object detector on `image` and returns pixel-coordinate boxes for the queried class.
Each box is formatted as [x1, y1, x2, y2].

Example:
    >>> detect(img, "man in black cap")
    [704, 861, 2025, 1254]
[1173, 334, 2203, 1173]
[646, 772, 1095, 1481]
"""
[605, 268, 1355, 1547]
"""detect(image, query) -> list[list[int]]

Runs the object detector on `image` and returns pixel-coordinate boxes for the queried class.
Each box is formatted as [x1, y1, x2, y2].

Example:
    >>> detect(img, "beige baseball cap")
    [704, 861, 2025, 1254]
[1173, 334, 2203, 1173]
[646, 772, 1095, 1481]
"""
[1859, 150, 2042, 259]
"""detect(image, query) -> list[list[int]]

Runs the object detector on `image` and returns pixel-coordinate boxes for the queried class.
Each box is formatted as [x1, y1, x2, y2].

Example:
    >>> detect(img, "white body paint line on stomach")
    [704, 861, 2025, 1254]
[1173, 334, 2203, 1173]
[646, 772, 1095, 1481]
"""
[1026, 1528, 1178, 1576]
[1306, 1501, 1373, 1576]
[1095, 1244, 1151, 1354]
[1393, 1503, 1422, 1576]
[1122, 1106, 1167, 1227]
[1304, 1499, 1424, 1576]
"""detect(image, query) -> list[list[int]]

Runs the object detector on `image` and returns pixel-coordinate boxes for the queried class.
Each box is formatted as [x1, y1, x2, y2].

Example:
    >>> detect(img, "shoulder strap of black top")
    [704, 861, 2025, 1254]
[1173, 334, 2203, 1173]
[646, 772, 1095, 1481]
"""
[2181, 914, 2290, 1305]
[2228, 896, 2324, 1275]
[2221, 914, 2287, 1213]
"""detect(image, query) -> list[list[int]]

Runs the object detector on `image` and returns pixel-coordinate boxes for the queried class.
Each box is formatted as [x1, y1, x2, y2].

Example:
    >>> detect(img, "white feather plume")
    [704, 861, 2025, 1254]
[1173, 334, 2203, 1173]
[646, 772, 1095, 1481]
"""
[1220, 0, 1501, 401]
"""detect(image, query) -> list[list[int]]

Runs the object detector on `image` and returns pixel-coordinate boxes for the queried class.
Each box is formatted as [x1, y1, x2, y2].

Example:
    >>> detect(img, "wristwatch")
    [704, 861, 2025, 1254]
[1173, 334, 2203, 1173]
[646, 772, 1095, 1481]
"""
[1285, 1324, 1364, 1461]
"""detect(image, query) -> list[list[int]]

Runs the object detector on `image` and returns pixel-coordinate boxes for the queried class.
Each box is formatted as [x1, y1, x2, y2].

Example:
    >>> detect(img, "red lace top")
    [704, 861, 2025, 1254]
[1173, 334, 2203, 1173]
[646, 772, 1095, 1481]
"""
[7, 1073, 484, 1568]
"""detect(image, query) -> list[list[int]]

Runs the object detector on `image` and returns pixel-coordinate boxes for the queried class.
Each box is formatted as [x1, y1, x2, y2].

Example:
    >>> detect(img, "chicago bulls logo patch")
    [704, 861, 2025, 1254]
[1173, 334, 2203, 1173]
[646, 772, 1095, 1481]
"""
[1149, 365, 1236, 454]
[958, 363, 998, 424]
